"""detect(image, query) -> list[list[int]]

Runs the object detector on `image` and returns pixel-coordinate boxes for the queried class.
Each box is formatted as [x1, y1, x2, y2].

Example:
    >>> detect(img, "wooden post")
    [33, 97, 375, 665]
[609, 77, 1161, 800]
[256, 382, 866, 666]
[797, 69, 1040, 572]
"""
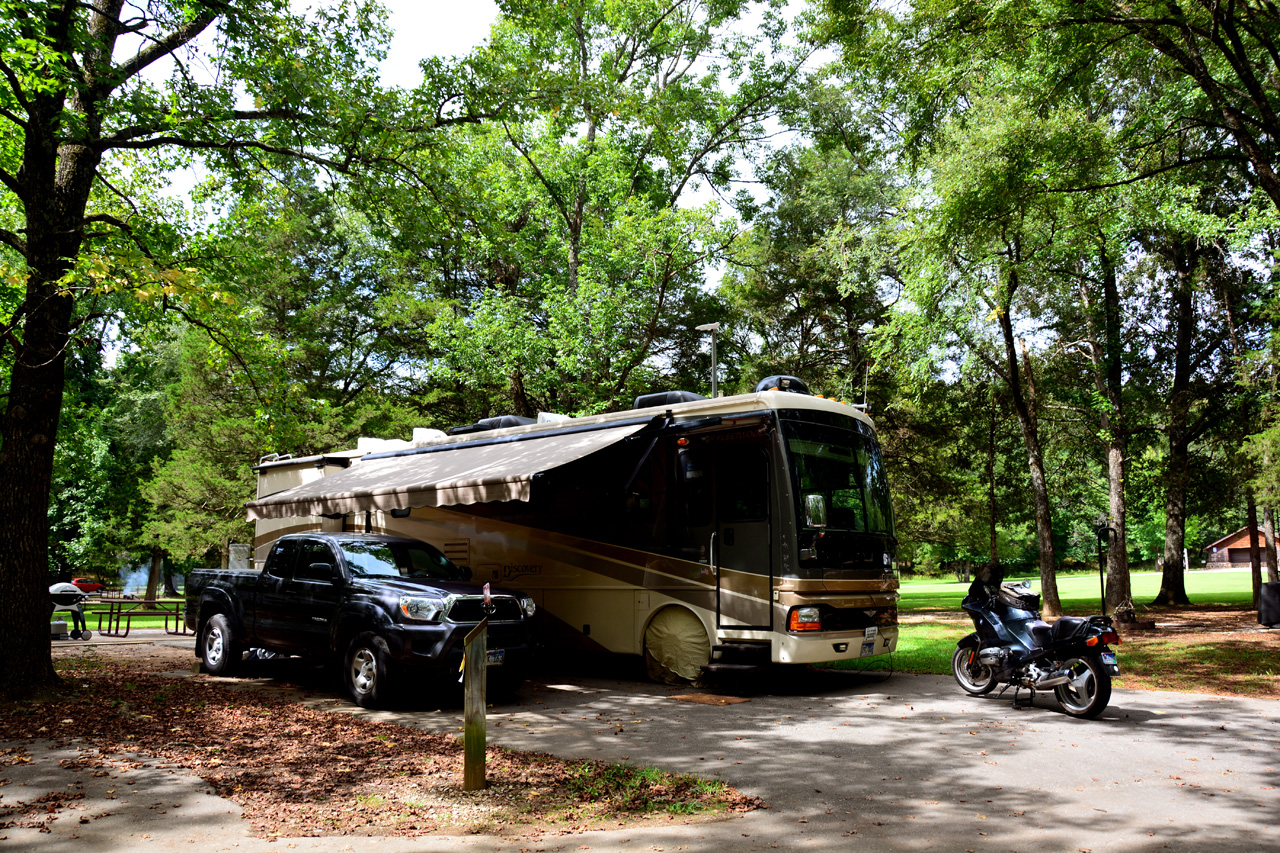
[462, 618, 488, 791]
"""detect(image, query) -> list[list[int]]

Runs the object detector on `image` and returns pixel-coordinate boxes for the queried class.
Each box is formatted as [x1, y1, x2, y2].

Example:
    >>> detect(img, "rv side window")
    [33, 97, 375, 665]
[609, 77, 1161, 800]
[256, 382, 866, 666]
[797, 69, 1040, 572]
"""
[677, 448, 711, 527]
[265, 539, 299, 579]
[717, 445, 769, 522]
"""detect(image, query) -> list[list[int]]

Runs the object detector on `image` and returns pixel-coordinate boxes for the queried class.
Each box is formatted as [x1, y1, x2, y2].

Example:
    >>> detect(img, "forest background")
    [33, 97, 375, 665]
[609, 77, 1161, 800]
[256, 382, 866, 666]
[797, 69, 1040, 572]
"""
[2, 0, 1279, 695]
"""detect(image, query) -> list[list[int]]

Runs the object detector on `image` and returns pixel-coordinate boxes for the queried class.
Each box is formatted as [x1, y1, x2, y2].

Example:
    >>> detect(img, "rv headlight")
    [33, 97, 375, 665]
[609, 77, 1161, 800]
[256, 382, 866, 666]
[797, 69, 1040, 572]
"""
[788, 606, 823, 632]
[399, 594, 447, 622]
[519, 595, 537, 618]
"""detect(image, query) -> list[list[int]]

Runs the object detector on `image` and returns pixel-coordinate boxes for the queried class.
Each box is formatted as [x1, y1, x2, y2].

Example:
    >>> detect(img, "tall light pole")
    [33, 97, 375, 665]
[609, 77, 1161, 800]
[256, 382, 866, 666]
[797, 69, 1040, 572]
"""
[695, 322, 720, 397]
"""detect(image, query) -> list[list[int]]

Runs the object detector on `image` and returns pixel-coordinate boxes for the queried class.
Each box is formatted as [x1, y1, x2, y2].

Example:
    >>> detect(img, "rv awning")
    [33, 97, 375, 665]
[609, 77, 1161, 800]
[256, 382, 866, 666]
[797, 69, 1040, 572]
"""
[244, 422, 648, 521]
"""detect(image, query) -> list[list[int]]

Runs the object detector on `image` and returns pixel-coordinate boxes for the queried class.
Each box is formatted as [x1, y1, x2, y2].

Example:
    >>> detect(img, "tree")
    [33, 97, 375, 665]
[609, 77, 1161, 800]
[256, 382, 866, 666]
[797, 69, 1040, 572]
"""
[0, 0, 406, 698]
[1044, 1, 1280, 213]
[372, 0, 811, 416]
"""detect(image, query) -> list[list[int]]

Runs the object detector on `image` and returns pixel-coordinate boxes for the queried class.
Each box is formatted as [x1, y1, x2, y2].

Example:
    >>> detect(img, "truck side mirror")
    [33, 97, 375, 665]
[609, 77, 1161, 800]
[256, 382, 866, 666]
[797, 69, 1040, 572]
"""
[318, 563, 344, 585]
[804, 494, 828, 528]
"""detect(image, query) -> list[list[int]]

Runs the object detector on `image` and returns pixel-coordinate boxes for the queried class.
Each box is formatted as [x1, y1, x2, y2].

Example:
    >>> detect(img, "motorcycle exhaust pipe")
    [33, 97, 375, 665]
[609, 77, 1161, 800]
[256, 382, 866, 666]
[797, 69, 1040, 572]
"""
[1034, 673, 1071, 688]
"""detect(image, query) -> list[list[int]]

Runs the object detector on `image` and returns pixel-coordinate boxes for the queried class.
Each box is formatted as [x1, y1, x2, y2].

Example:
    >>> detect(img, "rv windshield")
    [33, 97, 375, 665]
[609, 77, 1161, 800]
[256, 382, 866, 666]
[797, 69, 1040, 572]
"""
[338, 540, 468, 581]
[783, 419, 893, 536]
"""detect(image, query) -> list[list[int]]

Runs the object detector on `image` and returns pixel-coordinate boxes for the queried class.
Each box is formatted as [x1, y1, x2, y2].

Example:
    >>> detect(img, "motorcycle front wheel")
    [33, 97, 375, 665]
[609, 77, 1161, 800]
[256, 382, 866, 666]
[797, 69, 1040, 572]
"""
[1053, 655, 1112, 719]
[952, 646, 998, 695]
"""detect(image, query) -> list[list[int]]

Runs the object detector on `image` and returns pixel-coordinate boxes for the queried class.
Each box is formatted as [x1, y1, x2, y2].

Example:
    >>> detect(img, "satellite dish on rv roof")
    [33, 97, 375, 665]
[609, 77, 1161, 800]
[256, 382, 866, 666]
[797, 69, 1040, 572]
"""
[754, 375, 811, 395]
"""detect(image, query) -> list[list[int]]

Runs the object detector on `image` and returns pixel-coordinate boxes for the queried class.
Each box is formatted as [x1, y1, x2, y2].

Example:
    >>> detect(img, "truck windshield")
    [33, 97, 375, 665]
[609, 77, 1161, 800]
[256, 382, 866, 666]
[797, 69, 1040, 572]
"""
[338, 540, 468, 581]
[783, 419, 893, 536]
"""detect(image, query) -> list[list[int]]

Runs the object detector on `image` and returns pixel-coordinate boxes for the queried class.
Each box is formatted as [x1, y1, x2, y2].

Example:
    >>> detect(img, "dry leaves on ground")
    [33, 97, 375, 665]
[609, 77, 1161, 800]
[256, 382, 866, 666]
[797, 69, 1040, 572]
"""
[0, 645, 760, 839]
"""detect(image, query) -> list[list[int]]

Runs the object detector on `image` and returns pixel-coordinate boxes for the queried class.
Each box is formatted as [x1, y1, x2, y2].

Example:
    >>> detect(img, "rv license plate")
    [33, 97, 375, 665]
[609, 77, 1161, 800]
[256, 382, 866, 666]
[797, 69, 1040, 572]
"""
[486, 649, 505, 667]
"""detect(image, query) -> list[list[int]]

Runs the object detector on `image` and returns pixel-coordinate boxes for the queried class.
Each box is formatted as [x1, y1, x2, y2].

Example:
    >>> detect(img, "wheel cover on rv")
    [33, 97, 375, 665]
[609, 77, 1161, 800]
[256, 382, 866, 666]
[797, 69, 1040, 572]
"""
[644, 607, 710, 683]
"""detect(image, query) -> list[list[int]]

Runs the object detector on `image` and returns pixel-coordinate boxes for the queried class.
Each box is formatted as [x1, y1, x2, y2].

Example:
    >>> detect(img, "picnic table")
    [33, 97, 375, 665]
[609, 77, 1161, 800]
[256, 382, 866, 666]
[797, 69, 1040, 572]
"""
[95, 598, 189, 638]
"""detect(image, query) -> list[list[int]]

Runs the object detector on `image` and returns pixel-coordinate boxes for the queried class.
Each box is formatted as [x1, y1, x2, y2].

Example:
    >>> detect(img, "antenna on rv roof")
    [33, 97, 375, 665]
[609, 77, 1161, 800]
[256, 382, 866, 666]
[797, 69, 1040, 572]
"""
[695, 322, 721, 398]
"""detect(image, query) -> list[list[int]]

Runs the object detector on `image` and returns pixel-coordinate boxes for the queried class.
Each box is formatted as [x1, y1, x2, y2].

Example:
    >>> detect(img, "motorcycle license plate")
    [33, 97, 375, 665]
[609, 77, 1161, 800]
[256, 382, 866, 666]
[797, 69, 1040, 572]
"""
[486, 649, 505, 667]
[1101, 651, 1118, 673]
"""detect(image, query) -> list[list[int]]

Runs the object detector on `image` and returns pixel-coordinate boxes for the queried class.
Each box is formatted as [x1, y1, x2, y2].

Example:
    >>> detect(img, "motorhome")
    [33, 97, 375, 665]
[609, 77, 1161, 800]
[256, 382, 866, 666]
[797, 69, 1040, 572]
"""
[246, 376, 900, 682]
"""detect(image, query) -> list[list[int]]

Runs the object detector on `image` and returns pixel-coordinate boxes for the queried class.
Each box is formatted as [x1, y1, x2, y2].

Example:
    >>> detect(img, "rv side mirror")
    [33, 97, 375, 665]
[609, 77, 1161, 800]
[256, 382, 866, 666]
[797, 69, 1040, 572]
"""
[804, 494, 828, 528]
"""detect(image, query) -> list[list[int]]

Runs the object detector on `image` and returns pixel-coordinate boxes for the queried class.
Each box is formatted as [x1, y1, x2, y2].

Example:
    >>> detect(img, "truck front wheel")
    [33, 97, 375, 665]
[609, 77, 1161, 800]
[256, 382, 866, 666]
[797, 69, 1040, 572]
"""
[345, 632, 394, 709]
[201, 614, 242, 676]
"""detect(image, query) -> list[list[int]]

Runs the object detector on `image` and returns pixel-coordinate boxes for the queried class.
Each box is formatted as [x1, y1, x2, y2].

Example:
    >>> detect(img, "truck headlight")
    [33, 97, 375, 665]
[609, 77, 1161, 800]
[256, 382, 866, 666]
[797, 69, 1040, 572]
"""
[519, 595, 537, 618]
[399, 595, 447, 622]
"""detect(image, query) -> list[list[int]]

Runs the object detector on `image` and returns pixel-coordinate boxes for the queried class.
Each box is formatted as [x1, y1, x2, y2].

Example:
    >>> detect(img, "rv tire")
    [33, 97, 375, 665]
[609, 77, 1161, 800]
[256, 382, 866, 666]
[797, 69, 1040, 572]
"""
[643, 606, 710, 686]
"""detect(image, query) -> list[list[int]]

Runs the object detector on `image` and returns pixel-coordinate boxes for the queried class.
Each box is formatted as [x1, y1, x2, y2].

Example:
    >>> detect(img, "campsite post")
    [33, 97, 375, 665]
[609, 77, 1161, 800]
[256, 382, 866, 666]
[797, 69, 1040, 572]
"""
[463, 616, 488, 790]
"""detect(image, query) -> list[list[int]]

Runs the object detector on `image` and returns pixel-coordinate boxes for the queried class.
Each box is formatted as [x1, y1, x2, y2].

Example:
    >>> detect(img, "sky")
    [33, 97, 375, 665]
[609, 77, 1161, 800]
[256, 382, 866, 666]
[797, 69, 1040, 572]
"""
[377, 0, 499, 86]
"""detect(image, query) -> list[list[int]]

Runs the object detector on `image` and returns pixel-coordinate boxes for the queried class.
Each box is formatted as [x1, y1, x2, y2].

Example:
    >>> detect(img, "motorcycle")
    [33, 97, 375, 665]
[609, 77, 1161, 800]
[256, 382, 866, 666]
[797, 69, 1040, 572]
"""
[952, 576, 1120, 719]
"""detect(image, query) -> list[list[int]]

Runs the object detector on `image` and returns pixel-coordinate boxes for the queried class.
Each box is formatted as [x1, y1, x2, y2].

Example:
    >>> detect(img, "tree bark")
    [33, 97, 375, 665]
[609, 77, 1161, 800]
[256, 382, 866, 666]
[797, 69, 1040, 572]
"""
[995, 280, 1060, 616]
[146, 547, 163, 603]
[0, 2, 115, 699]
[1081, 248, 1133, 616]
[1248, 492, 1262, 609]
[1265, 505, 1279, 584]
[987, 391, 999, 570]
[1153, 240, 1195, 606]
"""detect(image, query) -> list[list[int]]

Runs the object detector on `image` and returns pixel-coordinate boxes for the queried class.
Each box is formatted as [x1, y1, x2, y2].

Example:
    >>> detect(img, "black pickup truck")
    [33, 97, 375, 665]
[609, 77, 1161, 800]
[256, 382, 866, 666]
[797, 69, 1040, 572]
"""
[185, 532, 536, 707]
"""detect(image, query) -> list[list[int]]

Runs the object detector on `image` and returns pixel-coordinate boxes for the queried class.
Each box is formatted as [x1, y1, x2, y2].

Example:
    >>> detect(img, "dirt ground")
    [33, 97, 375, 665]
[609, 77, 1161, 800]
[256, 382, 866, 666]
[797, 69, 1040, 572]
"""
[1, 642, 759, 839]
[7, 607, 1275, 839]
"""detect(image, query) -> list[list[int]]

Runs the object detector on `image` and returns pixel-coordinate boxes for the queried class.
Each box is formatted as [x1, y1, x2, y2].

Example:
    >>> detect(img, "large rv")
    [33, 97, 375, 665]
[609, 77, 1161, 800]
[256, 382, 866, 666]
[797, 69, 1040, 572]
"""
[246, 376, 900, 682]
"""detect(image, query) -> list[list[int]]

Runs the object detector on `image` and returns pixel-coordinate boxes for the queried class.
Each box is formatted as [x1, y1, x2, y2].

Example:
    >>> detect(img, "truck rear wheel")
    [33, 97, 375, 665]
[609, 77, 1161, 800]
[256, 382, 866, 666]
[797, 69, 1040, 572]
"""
[345, 632, 394, 709]
[201, 614, 242, 676]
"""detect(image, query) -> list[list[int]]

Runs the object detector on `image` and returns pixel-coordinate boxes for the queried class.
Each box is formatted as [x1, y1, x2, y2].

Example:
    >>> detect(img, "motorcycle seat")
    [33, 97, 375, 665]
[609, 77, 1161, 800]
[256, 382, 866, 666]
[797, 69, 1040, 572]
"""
[1027, 620, 1053, 645]
[1052, 616, 1087, 640]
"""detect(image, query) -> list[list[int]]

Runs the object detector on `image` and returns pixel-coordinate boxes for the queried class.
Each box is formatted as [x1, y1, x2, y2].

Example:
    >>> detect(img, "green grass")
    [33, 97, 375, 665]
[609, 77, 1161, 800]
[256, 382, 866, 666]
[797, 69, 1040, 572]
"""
[897, 568, 1257, 614]
[829, 621, 968, 675]
[826, 569, 1275, 693]
[51, 602, 181, 632]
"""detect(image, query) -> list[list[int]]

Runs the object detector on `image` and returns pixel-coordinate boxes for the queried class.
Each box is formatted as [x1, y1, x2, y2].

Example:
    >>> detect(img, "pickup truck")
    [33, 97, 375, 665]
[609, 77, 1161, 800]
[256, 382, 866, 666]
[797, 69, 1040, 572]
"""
[185, 532, 536, 708]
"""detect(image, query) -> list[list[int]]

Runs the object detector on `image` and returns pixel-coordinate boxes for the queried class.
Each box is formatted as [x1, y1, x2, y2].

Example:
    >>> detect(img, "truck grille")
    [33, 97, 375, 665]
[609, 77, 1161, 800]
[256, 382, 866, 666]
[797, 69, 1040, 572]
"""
[446, 596, 524, 623]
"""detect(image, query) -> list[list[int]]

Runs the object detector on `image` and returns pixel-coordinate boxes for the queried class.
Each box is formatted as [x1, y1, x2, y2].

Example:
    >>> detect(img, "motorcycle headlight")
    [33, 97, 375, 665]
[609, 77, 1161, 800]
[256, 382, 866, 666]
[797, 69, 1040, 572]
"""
[519, 595, 537, 618]
[399, 594, 447, 622]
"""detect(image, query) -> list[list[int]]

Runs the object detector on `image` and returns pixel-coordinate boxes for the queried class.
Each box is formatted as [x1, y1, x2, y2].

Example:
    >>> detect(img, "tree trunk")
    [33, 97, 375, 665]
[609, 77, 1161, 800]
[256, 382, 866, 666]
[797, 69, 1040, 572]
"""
[1248, 492, 1262, 609]
[1265, 505, 1279, 584]
[987, 393, 999, 570]
[0, 52, 104, 698]
[1153, 241, 1195, 606]
[146, 547, 163, 603]
[0, 275, 75, 698]
[996, 301, 1060, 616]
[1081, 249, 1133, 617]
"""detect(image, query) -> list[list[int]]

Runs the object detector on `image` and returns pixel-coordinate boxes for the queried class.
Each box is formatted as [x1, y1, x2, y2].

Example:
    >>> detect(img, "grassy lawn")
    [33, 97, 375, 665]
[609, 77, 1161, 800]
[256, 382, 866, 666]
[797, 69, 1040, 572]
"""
[828, 569, 1280, 698]
[51, 601, 184, 633]
[896, 568, 1257, 614]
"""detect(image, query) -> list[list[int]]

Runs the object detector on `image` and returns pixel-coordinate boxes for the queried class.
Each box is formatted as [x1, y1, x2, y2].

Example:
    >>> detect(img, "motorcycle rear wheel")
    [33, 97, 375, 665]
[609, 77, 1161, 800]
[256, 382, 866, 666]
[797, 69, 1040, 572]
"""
[952, 645, 998, 695]
[1053, 655, 1111, 719]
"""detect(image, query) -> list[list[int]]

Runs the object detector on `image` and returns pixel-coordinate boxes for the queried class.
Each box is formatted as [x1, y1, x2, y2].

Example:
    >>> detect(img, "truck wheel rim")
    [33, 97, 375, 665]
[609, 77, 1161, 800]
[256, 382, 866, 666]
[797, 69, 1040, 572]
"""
[352, 648, 376, 695]
[205, 628, 224, 666]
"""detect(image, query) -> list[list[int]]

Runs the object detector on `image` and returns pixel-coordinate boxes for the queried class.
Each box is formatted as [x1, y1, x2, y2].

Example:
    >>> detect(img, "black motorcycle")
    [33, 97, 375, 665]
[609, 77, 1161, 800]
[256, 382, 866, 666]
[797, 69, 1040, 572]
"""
[952, 577, 1120, 719]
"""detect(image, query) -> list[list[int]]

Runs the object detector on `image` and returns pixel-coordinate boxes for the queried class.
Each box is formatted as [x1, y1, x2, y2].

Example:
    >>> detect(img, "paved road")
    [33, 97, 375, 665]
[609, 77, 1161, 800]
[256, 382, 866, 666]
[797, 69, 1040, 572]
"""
[4, 635, 1277, 852]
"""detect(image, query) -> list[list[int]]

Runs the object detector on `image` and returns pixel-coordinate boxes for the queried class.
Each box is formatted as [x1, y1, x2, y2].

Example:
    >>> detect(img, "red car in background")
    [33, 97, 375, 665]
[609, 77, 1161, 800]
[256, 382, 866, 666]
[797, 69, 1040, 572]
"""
[71, 578, 105, 594]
